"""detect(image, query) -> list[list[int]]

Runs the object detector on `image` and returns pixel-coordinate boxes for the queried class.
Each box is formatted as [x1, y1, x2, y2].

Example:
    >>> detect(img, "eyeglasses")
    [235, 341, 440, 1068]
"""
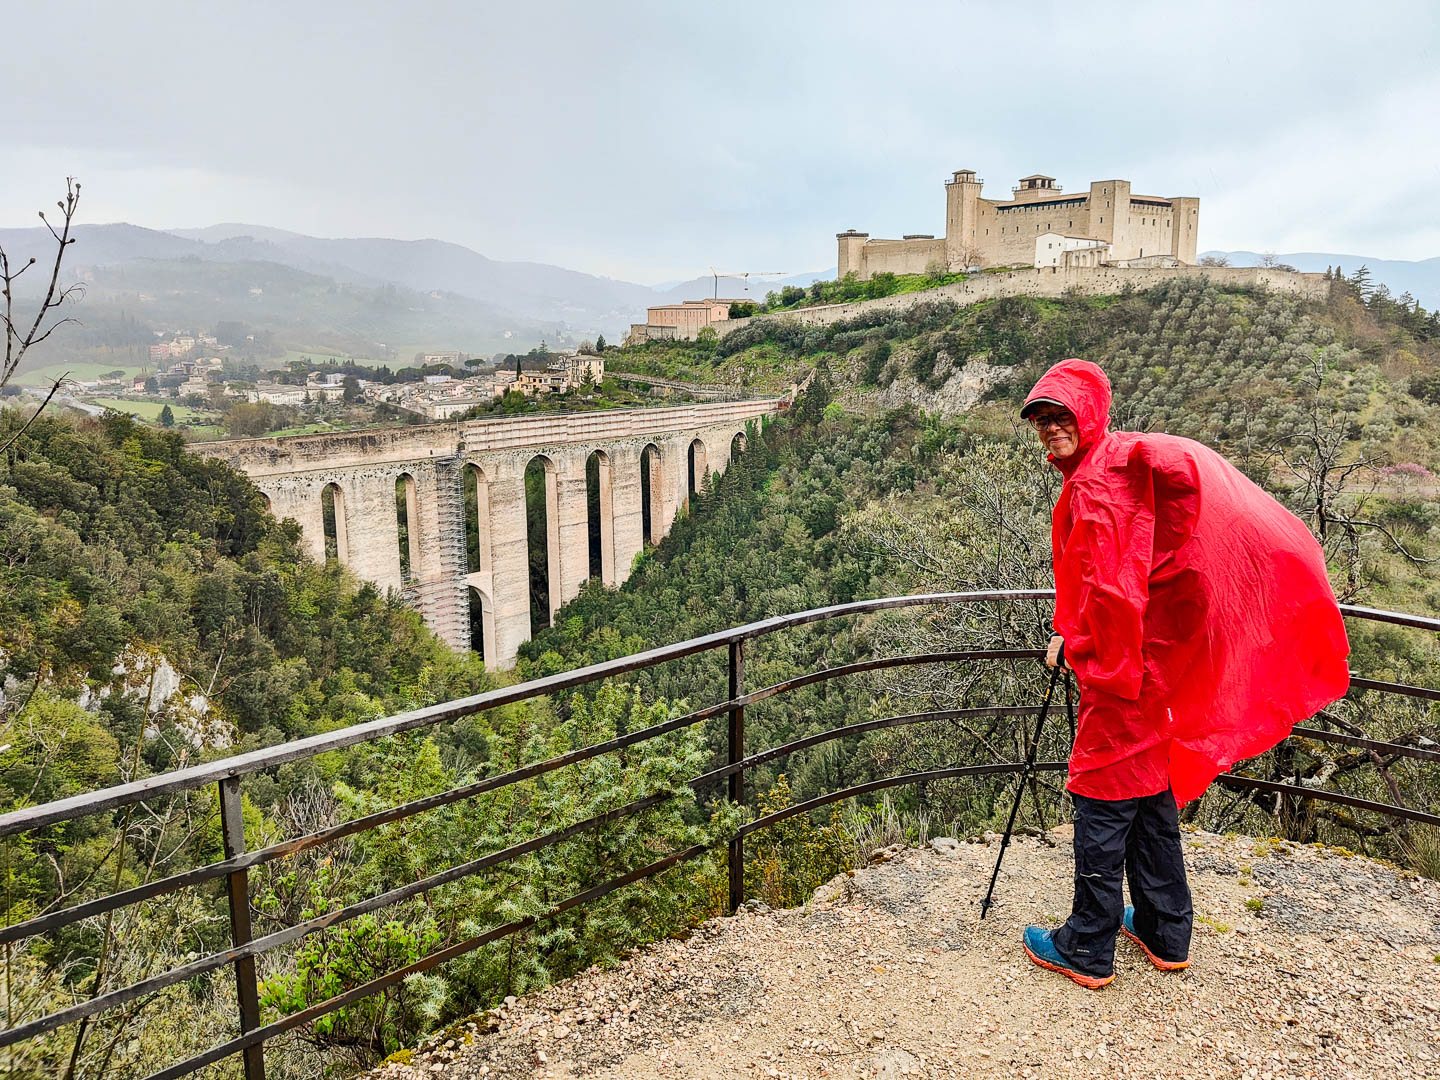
[1027, 411, 1075, 431]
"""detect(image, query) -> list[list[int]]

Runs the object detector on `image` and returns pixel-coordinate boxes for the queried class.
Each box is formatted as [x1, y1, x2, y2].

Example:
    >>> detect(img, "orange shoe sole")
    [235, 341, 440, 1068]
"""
[1121, 926, 1190, 971]
[1023, 944, 1115, 989]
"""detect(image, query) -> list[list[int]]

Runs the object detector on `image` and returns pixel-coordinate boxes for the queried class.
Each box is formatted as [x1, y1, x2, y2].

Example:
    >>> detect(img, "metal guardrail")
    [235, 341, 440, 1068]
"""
[0, 591, 1436, 1079]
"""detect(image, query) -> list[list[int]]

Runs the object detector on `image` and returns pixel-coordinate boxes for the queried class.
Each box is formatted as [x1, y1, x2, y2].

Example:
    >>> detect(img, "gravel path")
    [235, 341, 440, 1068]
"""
[367, 828, 1440, 1080]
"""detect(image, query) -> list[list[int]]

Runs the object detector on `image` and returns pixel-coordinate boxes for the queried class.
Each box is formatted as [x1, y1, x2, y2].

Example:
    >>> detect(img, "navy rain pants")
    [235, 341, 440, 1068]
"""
[1051, 788, 1194, 978]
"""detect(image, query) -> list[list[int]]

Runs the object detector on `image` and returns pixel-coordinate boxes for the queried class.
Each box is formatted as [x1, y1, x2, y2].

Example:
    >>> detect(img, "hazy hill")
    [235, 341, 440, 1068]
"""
[0, 222, 836, 365]
[0, 222, 201, 268]
[0, 223, 648, 348]
[1205, 249, 1440, 307]
[2, 251, 568, 366]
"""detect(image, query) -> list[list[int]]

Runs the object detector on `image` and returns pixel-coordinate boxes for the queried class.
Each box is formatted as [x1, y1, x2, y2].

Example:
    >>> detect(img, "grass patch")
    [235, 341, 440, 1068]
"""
[85, 398, 210, 423]
[263, 423, 334, 437]
[1245, 898, 1265, 912]
[15, 362, 144, 387]
[1197, 913, 1232, 933]
[755, 270, 969, 315]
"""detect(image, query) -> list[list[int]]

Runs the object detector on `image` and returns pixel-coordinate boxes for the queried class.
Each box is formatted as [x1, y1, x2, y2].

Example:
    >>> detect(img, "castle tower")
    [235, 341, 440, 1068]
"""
[944, 170, 983, 270]
[836, 229, 869, 279]
[1087, 179, 1128, 248]
[1169, 197, 1200, 263]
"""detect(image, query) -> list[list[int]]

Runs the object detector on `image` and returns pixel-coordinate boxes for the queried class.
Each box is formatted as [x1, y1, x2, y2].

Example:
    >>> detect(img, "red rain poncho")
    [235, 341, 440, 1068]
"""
[1026, 359, 1350, 804]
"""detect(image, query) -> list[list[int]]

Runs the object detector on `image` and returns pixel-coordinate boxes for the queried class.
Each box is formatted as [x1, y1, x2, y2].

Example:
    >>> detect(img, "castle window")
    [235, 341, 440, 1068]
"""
[1100, 217, 1104, 223]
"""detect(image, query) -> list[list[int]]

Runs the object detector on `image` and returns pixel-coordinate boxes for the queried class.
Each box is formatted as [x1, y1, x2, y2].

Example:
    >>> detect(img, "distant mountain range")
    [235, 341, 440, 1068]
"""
[0, 221, 829, 368]
[2, 216, 1431, 374]
[1203, 251, 1440, 308]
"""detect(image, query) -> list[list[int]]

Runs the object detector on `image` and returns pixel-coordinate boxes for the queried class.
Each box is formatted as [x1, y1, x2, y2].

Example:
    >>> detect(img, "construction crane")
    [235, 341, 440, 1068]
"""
[708, 268, 791, 300]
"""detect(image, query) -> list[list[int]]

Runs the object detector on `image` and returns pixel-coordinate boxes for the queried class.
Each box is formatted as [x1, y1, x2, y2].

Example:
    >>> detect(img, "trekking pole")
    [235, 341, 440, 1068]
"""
[1064, 668, 1075, 747]
[980, 658, 1062, 919]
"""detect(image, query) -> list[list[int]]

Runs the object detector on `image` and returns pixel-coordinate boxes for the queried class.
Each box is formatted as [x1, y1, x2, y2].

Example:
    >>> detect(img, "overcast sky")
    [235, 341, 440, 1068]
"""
[3, 1, 1438, 283]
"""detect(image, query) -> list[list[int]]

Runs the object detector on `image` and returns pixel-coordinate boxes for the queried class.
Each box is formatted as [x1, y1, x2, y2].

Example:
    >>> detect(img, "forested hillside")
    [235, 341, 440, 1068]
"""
[530, 274, 1440, 855]
[3, 276, 1439, 1078]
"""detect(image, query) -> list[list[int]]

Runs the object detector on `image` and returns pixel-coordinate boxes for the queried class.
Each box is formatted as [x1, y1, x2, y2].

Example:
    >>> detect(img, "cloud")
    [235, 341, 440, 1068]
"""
[1, 1, 1436, 280]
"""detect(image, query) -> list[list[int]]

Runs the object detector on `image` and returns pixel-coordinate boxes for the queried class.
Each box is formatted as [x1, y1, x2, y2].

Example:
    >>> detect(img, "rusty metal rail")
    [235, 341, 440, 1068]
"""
[0, 592, 1435, 1080]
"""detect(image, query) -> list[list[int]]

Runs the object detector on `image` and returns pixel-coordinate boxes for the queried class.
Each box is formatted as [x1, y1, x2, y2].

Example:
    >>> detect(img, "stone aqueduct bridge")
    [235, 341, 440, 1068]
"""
[194, 400, 782, 668]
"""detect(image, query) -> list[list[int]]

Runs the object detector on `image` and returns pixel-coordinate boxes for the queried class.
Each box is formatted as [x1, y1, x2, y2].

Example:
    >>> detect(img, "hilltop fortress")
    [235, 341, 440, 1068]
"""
[837, 169, 1200, 279]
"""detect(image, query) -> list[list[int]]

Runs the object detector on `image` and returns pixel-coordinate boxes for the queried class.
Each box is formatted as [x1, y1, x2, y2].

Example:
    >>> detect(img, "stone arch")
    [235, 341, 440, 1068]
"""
[463, 463, 492, 576]
[640, 442, 663, 546]
[395, 472, 421, 580]
[585, 449, 615, 586]
[731, 429, 748, 460]
[259, 491, 273, 514]
[320, 481, 348, 563]
[687, 438, 708, 500]
[524, 454, 560, 629]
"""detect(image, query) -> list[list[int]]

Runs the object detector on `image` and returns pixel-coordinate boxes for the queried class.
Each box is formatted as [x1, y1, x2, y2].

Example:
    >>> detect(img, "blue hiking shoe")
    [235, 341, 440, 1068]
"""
[1121, 905, 1190, 971]
[1022, 925, 1114, 989]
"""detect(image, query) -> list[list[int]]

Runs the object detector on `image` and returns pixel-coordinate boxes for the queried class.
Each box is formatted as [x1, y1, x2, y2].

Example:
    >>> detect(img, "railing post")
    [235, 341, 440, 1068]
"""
[727, 639, 745, 914]
[219, 776, 266, 1080]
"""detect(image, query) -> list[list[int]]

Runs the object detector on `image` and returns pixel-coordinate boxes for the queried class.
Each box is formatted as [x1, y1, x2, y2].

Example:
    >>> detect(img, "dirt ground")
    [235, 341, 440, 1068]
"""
[366, 827, 1440, 1080]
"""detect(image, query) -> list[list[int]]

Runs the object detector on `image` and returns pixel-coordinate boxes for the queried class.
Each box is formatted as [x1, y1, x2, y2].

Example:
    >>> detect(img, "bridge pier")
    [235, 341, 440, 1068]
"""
[486, 471, 535, 667]
[412, 461, 470, 652]
[659, 435, 687, 530]
[269, 482, 328, 566]
[554, 450, 591, 614]
[610, 446, 644, 584]
[343, 470, 405, 593]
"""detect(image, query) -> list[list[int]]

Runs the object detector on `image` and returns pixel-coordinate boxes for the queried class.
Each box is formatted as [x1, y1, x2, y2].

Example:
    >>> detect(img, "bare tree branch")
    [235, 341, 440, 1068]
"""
[1, 178, 82, 390]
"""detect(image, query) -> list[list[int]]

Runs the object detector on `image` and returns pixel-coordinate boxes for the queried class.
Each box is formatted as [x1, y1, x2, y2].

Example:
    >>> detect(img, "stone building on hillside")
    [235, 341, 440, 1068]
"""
[837, 169, 1199, 279]
[627, 298, 746, 346]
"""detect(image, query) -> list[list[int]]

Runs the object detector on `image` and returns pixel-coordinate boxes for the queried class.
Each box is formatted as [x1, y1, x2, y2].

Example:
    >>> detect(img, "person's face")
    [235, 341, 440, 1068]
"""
[1027, 404, 1080, 459]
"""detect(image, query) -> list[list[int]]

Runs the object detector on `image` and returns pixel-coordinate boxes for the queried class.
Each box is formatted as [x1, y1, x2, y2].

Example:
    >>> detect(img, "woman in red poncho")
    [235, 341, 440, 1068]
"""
[1017, 358, 1350, 989]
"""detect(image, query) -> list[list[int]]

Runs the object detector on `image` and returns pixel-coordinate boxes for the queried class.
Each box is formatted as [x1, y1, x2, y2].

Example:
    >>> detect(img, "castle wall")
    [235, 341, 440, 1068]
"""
[1108, 182, 1178, 261]
[711, 266, 1330, 339]
[974, 197, 1095, 268]
[855, 237, 946, 278]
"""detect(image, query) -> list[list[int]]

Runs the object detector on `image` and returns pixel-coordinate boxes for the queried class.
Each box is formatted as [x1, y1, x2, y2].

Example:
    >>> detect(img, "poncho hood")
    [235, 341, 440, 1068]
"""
[1023, 358, 1112, 472]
